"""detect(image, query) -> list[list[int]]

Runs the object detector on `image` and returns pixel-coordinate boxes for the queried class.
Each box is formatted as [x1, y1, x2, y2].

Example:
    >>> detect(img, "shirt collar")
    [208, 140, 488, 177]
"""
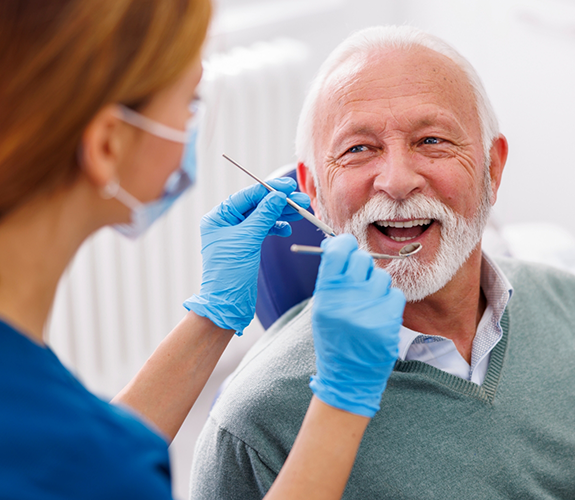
[397, 251, 513, 360]
[480, 251, 514, 320]
[398, 326, 424, 360]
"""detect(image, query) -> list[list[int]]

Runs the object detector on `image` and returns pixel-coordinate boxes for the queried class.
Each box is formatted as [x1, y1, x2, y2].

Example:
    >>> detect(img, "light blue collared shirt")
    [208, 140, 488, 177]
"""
[397, 252, 513, 385]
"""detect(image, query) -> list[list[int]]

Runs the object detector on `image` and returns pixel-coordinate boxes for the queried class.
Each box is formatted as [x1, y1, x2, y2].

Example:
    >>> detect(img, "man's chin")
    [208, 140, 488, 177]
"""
[386, 236, 483, 303]
[385, 258, 446, 303]
[350, 232, 440, 302]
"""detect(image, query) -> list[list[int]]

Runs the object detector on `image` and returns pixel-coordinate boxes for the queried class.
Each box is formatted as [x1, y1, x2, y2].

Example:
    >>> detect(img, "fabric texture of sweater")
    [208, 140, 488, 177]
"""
[189, 258, 575, 500]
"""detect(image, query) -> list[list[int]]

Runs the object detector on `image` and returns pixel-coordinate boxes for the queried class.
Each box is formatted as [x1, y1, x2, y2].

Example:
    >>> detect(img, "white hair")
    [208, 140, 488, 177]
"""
[295, 25, 500, 173]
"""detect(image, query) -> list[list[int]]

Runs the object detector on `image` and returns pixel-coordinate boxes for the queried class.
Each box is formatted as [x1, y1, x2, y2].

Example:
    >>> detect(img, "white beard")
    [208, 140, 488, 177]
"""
[315, 170, 492, 302]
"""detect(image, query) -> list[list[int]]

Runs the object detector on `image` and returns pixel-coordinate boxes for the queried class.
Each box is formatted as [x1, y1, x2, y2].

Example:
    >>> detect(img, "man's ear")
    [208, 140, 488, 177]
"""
[296, 162, 318, 212]
[79, 104, 128, 191]
[488, 134, 508, 205]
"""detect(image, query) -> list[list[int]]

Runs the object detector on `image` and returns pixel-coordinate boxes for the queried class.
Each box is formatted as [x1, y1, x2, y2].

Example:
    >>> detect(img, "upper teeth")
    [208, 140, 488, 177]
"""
[375, 219, 432, 228]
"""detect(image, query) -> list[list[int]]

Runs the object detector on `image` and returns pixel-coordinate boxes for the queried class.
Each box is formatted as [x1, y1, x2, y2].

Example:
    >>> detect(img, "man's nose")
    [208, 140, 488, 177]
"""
[372, 147, 426, 201]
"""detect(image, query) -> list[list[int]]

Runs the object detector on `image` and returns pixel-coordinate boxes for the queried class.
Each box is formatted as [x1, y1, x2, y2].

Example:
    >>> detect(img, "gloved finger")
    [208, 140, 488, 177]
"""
[267, 177, 298, 194]
[268, 221, 292, 237]
[276, 192, 312, 221]
[369, 267, 393, 296]
[213, 195, 246, 226]
[288, 192, 311, 209]
[344, 249, 374, 282]
[278, 212, 303, 222]
[266, 178, 310, 219]
[266, 179, 308, 203]
[317, 234, 358, 281]
[280, 193, 311, 219]
[222, 179, 305, 223]
[202, 193, 246, 229]
[241, 191, 287, 235]
[225, 183, 270, 219]
[229, 189, 309, 223]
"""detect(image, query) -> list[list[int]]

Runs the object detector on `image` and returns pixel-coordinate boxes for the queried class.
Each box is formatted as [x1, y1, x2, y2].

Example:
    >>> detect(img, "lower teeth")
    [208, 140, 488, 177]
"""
[390, 236, 416, 242]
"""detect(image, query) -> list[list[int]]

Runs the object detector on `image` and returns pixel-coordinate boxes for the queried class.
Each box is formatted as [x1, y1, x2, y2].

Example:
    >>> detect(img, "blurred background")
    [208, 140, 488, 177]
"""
[45, 0, 575, 498]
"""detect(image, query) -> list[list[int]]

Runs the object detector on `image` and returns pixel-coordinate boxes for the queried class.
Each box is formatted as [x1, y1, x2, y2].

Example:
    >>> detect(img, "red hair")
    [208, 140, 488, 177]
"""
[0, 0, 211, 218]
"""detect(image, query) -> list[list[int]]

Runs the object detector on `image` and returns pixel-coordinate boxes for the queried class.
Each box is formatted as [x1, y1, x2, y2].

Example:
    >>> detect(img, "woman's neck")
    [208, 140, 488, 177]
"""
[0, 183, 99, 343]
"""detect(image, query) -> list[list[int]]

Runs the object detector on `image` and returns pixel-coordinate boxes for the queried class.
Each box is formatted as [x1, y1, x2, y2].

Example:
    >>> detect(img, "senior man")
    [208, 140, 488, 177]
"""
[190, 26, 575, 499]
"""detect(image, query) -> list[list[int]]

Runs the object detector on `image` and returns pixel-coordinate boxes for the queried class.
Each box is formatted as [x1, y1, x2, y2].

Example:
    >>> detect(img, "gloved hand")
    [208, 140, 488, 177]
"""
[309, 234, 406, 417]
[184, 177, 310, 335]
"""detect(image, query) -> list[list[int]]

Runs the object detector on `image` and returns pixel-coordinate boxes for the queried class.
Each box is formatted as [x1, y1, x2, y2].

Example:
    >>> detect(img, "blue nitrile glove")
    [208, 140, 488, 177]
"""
[309, 234, 406, 417]
[184, 178, 310, 335]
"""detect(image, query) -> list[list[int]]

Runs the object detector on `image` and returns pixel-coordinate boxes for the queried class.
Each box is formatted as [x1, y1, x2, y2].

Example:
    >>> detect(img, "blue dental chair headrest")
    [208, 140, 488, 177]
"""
[255, 167, 325, 329]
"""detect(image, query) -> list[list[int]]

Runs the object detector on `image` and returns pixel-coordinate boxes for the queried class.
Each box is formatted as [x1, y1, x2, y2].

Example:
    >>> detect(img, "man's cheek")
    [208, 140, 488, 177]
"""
[332, 186, 366, 223]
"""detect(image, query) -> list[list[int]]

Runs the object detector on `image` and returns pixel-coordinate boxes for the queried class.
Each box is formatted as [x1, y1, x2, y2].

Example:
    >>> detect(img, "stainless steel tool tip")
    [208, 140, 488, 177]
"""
[398, 242, 422, 257]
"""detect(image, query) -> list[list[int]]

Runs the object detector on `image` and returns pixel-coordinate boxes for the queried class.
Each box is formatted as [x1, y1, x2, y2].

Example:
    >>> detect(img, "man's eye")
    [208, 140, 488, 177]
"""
[347, 145, 369, 153]
[422, 137, 441, 145]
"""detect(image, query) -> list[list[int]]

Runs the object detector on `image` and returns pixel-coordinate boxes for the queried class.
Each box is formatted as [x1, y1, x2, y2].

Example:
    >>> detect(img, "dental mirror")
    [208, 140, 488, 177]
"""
[399, 242, 422, 256]
[290, 242, 422, 260]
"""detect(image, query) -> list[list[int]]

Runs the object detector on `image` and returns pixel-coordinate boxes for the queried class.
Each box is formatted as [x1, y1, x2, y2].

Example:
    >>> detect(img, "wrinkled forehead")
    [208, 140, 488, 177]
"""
[316, 46, 481, 142]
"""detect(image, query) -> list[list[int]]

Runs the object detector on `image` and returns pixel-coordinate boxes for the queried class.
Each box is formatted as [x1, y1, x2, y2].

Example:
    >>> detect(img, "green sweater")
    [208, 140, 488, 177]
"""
[190, 258, 575, 499]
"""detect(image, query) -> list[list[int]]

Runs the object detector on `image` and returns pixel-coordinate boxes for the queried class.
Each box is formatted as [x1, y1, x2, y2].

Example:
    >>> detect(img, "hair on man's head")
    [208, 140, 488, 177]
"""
[295, 25, 499, 174]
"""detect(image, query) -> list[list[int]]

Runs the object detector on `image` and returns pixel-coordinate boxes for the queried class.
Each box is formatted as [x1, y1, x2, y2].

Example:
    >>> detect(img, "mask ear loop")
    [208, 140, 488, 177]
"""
[100, 178, 143, 211]
[76, 144, 139, 209]
[100, 179, 120, 199]
[117, 105, 188, 143]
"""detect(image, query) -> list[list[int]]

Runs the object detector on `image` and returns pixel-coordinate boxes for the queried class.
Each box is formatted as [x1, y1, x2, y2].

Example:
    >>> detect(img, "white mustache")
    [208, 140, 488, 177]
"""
[346, 193, 460, 230]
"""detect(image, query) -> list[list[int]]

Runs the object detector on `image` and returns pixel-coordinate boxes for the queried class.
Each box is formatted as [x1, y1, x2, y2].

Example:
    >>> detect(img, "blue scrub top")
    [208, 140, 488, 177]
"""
[0, 319, 173, 499]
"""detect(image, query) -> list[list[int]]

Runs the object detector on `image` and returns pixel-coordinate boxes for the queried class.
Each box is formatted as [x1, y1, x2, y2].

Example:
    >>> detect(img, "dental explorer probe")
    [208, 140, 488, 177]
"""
[290, 242, 423, 260]
[222, 154, 337, 238]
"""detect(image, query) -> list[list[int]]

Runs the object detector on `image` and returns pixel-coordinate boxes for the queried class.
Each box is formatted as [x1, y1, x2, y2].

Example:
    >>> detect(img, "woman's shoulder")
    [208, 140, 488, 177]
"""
[0, 319, 172, 499]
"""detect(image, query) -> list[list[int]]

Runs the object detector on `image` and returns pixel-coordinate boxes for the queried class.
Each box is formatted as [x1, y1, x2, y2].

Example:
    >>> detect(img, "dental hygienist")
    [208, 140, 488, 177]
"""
[0, 1, 405, 499]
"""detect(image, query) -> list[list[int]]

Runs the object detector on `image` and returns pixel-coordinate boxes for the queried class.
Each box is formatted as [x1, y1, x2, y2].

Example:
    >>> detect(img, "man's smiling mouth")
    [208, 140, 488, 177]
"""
[373, 219, 433, 242]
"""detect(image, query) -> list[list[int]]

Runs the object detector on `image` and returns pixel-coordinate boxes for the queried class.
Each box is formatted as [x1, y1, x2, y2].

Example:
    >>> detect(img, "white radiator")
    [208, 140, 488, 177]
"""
[47, 38, 311, 398]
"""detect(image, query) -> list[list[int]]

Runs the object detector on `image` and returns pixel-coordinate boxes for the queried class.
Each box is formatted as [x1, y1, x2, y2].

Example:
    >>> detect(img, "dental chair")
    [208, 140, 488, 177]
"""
[255, 165, 325, 329]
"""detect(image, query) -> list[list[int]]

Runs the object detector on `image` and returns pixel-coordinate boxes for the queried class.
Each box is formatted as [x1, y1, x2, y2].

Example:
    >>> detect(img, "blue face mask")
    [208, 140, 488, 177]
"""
[102, 101, 203, 239]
